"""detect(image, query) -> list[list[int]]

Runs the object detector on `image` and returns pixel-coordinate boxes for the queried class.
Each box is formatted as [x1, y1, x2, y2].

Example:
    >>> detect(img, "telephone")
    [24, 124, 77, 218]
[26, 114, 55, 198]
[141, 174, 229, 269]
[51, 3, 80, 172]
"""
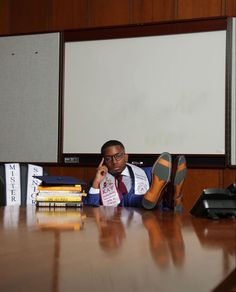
[190, 183, 236, 219]
[227, 182, 236, 194]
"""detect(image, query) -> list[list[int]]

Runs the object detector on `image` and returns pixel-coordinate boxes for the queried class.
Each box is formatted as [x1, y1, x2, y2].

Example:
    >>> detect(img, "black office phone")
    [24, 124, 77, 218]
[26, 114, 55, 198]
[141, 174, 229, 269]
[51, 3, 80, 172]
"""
[227, 182, 236, 193]
[190, 184, 236, 219]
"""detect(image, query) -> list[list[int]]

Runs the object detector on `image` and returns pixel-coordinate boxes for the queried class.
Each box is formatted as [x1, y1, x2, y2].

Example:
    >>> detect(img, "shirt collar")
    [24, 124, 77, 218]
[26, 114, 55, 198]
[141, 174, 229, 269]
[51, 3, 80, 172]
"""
[121, 166, 130, 177]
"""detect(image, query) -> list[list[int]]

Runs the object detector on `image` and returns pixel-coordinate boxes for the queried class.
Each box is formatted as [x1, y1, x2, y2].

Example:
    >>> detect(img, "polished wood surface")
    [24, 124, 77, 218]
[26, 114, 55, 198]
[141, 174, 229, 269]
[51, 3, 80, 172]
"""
[0, 206, 235, 292]
[2, 0, 236, 35]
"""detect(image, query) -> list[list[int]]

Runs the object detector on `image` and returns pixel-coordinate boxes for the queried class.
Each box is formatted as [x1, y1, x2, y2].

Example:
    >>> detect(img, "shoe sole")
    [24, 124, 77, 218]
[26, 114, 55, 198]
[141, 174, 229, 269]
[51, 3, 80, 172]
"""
[174, 156, 187, 186]
[142, 152, 172, 210]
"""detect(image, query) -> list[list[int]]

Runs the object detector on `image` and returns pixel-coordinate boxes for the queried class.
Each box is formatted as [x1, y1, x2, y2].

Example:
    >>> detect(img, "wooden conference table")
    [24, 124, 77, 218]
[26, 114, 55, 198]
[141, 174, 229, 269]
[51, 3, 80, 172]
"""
[0, 205, 235, 292]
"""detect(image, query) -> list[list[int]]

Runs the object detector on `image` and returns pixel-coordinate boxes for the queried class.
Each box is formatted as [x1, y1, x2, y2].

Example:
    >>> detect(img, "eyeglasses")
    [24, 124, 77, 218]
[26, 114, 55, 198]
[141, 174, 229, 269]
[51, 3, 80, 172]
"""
[104, 152, 125, 163]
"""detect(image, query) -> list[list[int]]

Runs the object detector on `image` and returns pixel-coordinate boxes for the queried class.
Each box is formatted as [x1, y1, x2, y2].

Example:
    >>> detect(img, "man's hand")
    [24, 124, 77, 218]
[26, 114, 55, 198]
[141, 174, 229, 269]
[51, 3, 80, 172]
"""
[92, 158, 108, 189]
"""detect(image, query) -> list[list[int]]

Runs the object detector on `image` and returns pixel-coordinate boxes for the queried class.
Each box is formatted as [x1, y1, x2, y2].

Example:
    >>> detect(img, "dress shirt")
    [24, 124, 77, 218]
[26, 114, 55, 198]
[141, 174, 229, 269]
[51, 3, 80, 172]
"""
[89, 166, 132, 194]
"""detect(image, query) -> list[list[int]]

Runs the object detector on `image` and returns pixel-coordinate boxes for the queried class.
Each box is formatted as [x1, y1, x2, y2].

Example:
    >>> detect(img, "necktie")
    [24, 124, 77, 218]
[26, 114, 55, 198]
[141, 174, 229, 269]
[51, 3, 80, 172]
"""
[117, 175, 128, 195]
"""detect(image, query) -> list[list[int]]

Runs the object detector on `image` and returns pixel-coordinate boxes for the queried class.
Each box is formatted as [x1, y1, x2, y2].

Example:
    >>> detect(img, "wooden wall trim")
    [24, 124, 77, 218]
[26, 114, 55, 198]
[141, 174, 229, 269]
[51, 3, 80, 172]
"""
[64, 16, 227, 42]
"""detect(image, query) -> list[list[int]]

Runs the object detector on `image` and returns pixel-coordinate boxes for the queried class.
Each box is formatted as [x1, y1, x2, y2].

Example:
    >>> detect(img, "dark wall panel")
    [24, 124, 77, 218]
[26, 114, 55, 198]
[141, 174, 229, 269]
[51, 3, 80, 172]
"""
[131, 0, 176, 23]
[0, 0, 10, 35]
[226, 0, 236, 15]
[153, 0, 176, 21]
[51, 0, 88, 30]
[89, 0, 130, 27]
[131, 0, 153, 23]
[10, 0, 51, 34]
[1, 0, 236, 34]
[223, 168, 236, 188]
[181, 169, 222, 212]
[177, 0, 224, 19]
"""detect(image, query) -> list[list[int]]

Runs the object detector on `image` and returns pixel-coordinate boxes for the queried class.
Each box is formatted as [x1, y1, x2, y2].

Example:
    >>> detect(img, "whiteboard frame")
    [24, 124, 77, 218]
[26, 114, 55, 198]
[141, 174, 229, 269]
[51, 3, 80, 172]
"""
[227, 18, 236, 167]
[61, 18, 229, 167]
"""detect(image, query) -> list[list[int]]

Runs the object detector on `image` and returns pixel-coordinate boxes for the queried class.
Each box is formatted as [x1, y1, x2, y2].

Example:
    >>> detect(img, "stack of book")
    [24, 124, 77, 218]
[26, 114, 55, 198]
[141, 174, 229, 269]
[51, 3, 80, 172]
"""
[35, 176, 87, 208]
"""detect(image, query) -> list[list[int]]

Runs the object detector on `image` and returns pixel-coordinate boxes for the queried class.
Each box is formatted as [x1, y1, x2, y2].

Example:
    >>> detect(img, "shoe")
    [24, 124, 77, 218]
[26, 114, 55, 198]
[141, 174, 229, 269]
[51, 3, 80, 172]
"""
[173, 155, 187, 212]
[142, 152, 172, 210]
[161, 181, 174, 210]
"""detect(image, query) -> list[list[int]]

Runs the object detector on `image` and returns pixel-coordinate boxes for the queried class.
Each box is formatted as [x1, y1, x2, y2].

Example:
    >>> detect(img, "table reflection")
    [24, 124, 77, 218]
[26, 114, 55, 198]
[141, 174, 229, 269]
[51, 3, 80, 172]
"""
[0, 206, 235, 292]
[142, 211, 185, 269]
[1, 206, 235, 260]
[36, 208, 86, 231]
[92, 207, 185, 269]
[0, 205, 86, 231]
[92, 207, 126, 252]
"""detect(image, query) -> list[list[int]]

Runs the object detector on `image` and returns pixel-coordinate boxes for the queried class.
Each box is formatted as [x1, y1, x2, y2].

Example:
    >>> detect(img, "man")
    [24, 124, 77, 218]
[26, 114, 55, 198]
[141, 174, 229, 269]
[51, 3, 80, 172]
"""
[84, 140, 187, 210]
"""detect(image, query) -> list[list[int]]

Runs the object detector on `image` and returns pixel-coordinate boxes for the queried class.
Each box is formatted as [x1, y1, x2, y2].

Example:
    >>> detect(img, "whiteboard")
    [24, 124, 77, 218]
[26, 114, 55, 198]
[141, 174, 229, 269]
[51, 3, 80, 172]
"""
[0, 33, 60, 163]
[63, 30, 226, 155]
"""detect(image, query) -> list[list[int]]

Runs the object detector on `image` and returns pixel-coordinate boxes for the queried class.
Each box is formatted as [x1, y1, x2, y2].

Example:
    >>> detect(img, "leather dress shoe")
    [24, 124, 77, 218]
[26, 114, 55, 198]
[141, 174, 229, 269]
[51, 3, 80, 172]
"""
[162, 155, 187, 211]
[173, 155, 187, 211]
[142, 152, 172, 210]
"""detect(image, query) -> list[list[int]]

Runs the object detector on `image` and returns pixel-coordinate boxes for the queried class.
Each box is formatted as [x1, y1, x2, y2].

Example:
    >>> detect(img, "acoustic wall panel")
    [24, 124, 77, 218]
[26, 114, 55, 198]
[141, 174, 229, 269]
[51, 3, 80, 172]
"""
[0, 33, 60, 163]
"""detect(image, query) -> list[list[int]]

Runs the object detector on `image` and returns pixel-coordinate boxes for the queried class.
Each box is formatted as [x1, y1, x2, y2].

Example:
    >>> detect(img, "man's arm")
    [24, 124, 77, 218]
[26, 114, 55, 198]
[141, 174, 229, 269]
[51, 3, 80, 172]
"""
[83, 158, 108, 206]
[91, 158, 108, 189]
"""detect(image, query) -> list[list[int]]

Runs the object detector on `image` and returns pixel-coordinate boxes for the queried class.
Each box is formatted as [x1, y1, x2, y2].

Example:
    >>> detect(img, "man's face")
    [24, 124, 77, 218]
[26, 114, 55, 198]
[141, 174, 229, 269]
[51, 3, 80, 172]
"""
[103, 145, 128, 175]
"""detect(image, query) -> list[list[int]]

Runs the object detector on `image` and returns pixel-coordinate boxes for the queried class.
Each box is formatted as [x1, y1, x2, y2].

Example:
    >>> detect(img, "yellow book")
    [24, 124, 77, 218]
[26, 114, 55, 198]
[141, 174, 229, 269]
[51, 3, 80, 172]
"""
[36, 196, 82, 202]
[37, 185, 82, 192]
